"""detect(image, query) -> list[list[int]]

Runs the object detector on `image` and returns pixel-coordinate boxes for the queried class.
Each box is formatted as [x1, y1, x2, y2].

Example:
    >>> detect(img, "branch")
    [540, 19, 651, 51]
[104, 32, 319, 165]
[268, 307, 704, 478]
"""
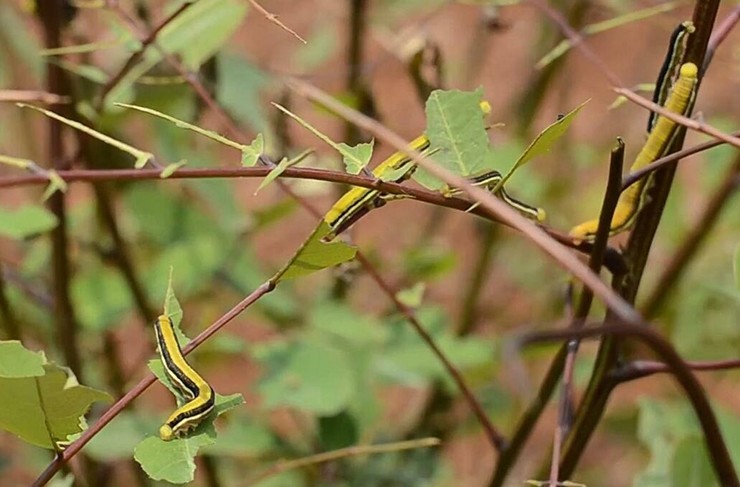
[31, 281, 276, 487]
[521, 323, 739, 487]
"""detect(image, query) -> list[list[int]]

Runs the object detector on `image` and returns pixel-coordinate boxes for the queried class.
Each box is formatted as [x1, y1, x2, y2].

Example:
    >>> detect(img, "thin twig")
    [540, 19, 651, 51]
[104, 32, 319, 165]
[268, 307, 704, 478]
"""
[245, 438, 440, 486]
[622, 130, 740, 190]
[31, 281, 276, 487]
[357, 253, 507, 451]
[614, 87, 740, 149]
[248, 0, 307, 44]
[0, 90, 68, 104]
[611, 358, 740, 383]
[520, 323, 739, 487]
[96, 1, 195, 108]
[286, 77, 647, 329]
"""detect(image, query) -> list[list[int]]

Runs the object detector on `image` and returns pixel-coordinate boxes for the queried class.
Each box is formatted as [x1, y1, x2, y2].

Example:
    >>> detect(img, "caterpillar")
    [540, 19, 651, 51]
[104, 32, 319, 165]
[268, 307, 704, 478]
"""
[323, 133, 430, 239]
[444, 170, 547, 222]
[153, 315, 215, 441]
[569, 62, 698, 242]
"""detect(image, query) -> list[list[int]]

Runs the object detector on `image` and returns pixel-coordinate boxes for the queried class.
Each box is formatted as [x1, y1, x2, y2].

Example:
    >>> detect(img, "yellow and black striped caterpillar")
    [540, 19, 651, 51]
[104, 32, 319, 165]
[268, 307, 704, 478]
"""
[153, 315, 215, 441]
[569, 62, 698, 242]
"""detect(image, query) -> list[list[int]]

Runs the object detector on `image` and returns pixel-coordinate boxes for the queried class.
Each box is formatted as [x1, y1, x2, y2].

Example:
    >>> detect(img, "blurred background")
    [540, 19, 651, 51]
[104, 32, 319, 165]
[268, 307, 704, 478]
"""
[0, 1, 738, 486]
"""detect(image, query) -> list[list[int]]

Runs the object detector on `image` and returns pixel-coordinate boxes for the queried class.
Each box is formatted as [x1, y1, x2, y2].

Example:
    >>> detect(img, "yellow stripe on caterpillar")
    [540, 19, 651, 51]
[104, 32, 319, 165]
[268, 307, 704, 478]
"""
[154, 315, 215, 441]
[569, 63, 697, 243]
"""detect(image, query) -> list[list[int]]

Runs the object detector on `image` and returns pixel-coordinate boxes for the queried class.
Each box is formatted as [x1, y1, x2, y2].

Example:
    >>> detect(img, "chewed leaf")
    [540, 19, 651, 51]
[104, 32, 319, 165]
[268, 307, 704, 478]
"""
[0, 364, 111, 449]
[271, 103, 375, 173]
[0, 341, 46, 378]
[241, 133, 264, 167]
[337, 140, 374, 174]
[416, 88, 494, 190]
[134, 392, 243, 483]
[273, 221, 357, 282]
[0, 205, 58, 239]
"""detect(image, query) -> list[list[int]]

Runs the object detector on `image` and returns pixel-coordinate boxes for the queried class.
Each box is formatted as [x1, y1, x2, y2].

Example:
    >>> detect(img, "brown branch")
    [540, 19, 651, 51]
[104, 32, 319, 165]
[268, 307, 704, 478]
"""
[96, 1, 195, 109]
[32, 281, 276, 487]
[0, 90, 68, 104]
[247, 0, 306, 44]
[357, 253, 507, 451]
[611, 358, 740, 383]
[286, 77, 647, 329]
[622, 130, 740, 191]
[521, 323, 739, 487]
[0, 165, 626, 274]
[614, 87, 740, 150]
[37, 0, 83, 381]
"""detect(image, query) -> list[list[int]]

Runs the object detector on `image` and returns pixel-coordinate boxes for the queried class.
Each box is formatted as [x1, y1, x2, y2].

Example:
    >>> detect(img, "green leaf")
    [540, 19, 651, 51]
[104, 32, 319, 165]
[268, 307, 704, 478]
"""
[86, 412, 158, 461]
[18, 104, 153, 168]
[319, 411, 358, 450]
[71, 267, 132, 331]
[670, 437, 715, 487]
[41, 170, 69, 200]
[241, 133, 265, 167]
[217, 52, 271, 131]
[377, 307, 494, 387]
[155, 0, 248, 71]
[309, 300, 388, 347]
[134, 393, 243, 483]
[0, 364, 111, 449]
[273, 221, 357, 282]
[201, 416, 275, 456]
[256, 339, 355, 415]
[116, 102, 246, 153]
[734, 242, 740, 290]
[0, 341, 46, 378]
[146, 235, 230, 300]
[494, 100, 588, 192]
[396, 282, 426, 308]
[0, 205, 57, 239]
[134, 432, 214, 484]
[255, 157, 291, 193]
[337, 140, 374, 174]
[163, 267, 184, 329]
[416, 88, 493, 189]
[271, 103, 375, 172]
[634, 399, 702, 487]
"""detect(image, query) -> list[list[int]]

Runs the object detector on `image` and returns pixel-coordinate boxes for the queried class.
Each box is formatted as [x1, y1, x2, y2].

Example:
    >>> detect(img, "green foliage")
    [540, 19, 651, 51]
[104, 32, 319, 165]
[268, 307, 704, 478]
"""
[0, 341, 46, 378]
[0, 205, 57, 239]
[634, 399, 740, 487]
[416, 88, 494, 189]
[0, 348, 111, 449]
[255, 338, 356, 416]
[273, 221, 357, 282]
[71, 266, 132, 331]
[271, 103, 375, 174]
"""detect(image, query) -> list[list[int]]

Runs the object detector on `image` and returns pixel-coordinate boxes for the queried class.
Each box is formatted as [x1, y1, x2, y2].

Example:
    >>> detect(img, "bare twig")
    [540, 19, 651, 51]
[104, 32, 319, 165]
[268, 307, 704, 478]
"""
[248, 0, 307, 44]
[245, 438, 440, 486]
[0, 90, 68, 104]
[520, 323, 739, 487]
